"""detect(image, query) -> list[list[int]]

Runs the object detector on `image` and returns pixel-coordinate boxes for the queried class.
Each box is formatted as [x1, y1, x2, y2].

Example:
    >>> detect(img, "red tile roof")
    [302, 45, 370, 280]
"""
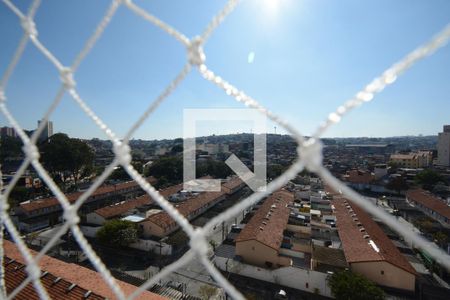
[145, 191, 225, 229]
[343, 170, 375, 184]
[94, 196, 153, 219]
[4, 258, 105, 300]
[20, 177, 156, 213]
[329, 189, 416, 275]
[235, 190, 294, 251]
[222, 176, 244, 191]
[3, 240, 165, 299]
[406, 189, 450, 220]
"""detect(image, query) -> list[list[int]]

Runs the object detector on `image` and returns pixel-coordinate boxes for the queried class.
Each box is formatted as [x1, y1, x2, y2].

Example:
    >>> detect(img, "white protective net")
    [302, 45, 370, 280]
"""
[1, 0, 450, 299]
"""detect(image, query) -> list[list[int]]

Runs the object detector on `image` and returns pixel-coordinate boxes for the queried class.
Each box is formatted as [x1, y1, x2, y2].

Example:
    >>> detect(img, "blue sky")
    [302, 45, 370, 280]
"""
[1, 0, 450, 140]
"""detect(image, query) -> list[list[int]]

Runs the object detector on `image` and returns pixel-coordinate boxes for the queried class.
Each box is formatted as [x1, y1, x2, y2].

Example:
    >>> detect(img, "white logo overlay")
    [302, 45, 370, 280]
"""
[183, 108, 267, 192]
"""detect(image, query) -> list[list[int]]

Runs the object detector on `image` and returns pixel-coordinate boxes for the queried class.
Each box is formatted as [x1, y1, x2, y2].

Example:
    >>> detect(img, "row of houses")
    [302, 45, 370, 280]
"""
[330, 189, 417, 291]
[218, 183, 419, 295]
[406, 188, 450, 228]
[14, 177, 157, 232]
[83, 176, 245, 240]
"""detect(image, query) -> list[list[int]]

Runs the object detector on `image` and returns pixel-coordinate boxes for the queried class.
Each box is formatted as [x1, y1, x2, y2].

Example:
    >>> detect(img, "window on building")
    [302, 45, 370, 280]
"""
[306, 283, 309, 288]
[381, 270, 384, 275]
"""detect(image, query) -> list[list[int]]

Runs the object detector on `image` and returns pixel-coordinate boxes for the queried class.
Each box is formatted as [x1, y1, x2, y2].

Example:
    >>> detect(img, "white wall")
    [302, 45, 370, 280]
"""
[86, 212, 105, 225]
[81, 225, 173, 255]
[129, 239, 172, 255]
[80, 225, 101, 237]
[215, 256, 332, 297]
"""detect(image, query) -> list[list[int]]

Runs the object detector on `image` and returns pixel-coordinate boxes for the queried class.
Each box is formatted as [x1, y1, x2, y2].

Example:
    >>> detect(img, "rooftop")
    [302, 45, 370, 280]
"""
[406, 189, 450, 220]
[20, 177, 156, 213]
[94, 195, 153, 219]
[222, 176, 244, 191]
[343, 169, 375, 184]
[328, 188, 416, 275]
[3, 240, 164, 300]
[235, 190, 294, 251]
[144, 190, 225, 229]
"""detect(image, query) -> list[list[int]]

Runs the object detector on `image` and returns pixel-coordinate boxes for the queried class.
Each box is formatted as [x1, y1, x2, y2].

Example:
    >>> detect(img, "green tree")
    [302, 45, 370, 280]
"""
[433, 231, 448, 248]
[0, 136, 23, 163]
[145, 156, 183, 183]
[39, 133, 94, 187]
[328, 270, 385, 300]
[386, 176, 408, 194]
[96, 219, 138, 247]
[8, 186, 31, 207]
[267, 164, 285, 180]
[415, 169, 446, 191]
[170, 144, 183, 154]
[198, 285, 217, 300]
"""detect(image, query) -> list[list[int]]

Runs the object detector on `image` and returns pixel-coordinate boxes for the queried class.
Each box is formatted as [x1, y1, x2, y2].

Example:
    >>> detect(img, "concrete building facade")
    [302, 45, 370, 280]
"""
[37, 119, 53, 142]
[437, 125, 450, 167]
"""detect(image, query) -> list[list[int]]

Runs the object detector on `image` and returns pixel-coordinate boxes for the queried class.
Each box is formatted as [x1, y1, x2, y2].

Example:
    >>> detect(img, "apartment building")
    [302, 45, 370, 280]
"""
[437, 125, 450, 167]
[390, 151, 433, 168]
[406, 189, 450, 228]
[235, 190, 294, 268]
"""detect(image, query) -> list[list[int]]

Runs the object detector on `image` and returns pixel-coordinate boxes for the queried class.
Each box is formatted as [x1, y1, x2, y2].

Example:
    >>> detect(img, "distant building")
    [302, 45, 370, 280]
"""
[196, 143, 229, 155]
[390, 151, 433, 168]
[437, 125, 450, 167]
[345, 144, 394, 155]
[0, 126, 18, 138]
[37, 119, 53, 142]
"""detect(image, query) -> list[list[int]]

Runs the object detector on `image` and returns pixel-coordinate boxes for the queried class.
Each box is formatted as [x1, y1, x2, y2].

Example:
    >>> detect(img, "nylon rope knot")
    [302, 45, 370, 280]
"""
[187, 36, 206, 66]
[189, 229, 209, 257]
[60, 67, 76, 90]
[113, 141, 132, 165]
[20, 17, 38, 37]
[298, 138, 323, 173]
[22, 142, 40, 162]
[63, 207, 80, 226]
[25, 264, 41, 282]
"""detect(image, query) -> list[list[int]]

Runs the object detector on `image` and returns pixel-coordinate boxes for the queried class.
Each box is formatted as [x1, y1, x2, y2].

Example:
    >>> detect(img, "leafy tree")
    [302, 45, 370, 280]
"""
[328, 270, 385, 300]
[8, 186, 31, 207]
[198, 285, 217, 300]
[414, 218, 434, 233]
[415, 169, 446, 191]
[39, 133, 94, 187]
[433, 231, 448, 248]
[0, 136, 23, 163]
[145, 156, 183, 183]
[96, 219, 138, 247]
[386, 176, 408, 194]
[206, 160, 232, 178]
[267, 164, 285, 180]
[170, 144, 183, 154]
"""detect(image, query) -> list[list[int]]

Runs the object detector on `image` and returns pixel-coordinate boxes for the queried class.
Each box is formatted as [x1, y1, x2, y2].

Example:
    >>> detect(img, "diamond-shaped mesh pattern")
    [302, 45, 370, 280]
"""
[1, 0, 450, 299]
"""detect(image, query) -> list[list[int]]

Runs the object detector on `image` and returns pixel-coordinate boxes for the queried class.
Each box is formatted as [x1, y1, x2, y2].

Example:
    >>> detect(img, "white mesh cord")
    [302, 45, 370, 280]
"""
[1, 1, 450, 300]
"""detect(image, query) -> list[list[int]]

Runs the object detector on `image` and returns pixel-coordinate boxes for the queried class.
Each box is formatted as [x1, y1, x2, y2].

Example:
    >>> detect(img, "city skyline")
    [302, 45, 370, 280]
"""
[1, 0, 450, 140]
